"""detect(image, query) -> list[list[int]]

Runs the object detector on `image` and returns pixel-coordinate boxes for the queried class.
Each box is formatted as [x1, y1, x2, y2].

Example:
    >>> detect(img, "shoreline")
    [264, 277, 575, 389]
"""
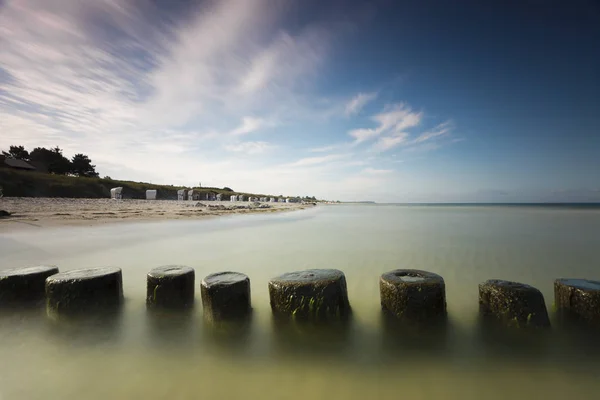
[0, 197, 314, 232]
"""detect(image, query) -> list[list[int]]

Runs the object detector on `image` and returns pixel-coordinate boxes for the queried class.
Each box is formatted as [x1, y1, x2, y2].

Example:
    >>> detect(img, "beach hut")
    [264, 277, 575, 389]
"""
[146, 190, 157, 200]
[189, 190, 203, 201]
[238, 195, 245, 202]
[270, 197, 276, 202]
[110, 187, 123, 200]
[230, 195, 237, 202]
[216, 193, 222, 201]
[177, 189, 188, 201]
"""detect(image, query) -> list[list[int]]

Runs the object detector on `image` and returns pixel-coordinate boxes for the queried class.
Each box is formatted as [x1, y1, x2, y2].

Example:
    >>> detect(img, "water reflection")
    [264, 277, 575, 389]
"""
[269, 315, 355, 361]
[45, 305, 124, 346]
[145, 306, 197, 350]
[475, 315, 552, 362]
[378, 311, 451, 363]
[200, 313, 253, 355]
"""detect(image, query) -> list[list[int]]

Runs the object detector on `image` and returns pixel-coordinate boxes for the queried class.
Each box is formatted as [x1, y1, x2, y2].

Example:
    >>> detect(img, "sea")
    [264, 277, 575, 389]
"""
[1, 203, 600, 399]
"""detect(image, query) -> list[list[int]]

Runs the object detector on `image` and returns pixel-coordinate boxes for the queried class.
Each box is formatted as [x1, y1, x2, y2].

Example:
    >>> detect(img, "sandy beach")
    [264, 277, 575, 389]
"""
[0, 197, 313, 231]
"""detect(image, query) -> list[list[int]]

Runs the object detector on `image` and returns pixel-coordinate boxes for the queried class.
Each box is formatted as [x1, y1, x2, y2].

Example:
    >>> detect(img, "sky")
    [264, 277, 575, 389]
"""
[1, 0, 599, 202]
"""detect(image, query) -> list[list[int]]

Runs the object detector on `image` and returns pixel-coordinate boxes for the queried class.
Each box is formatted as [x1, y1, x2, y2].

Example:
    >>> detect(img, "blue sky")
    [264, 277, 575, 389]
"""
[1, 0, 599, 202]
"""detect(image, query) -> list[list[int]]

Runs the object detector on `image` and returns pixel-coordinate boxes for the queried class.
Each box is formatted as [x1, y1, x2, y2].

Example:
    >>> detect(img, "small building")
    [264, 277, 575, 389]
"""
[188, 190, 201, 201]
[230, 195, 237, 202]
[110, 187, 123, 200]
[146, 190, 157, 200]
[177, 189, 188, 201]
[270, 197, 276, 202]
[216, 193, 222, 201]
[285, 198, 291, 203]
[238, 195, 245, 202]
[1, 157, 36, 171]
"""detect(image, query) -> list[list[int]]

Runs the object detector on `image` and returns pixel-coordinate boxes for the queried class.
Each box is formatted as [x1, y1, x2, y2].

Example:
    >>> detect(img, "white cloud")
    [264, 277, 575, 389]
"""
[344, 91, 378, 116]
[224, 141, 274, 154]
[348, 103, 422, 144]
[363, 168, 393, 174]
[371, 132, 410, 152]
[372, 103, 423, 133]
[412, 120, 453, 144]
[309, 145, 339, 153]
[286, 153, 351, 167]
[348, 128, 379, 143]
[229, 116, 268, 136]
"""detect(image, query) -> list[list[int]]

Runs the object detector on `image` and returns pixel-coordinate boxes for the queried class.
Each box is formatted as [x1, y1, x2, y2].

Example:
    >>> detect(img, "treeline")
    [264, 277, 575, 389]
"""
[2, 145, 98, 177]
[1, 144, 321, 200]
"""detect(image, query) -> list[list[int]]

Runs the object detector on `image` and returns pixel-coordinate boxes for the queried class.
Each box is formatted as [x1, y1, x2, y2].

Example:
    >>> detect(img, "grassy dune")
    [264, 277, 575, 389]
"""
[0, 169, 272, 200]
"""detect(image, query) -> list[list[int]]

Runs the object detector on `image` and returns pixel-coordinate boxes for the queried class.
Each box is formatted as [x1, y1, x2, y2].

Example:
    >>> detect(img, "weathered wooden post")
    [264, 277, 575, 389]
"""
[479, 279, 550, 328]
[146, 265, 195, 309]
[554, 278, 600, 328]
[268, 269, 351, 321]
[379, 269, 446, 322]
[0, 266, 59, 305]
[46, 267, 123, 315]
[201, 272, 251, 321]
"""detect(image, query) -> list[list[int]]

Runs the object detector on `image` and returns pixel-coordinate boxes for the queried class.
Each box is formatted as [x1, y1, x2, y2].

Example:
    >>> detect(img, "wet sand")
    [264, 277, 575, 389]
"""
[0, 197, 313, 231]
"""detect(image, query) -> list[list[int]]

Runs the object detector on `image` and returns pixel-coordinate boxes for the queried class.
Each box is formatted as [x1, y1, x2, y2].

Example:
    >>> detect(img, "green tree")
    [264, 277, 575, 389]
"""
[2, 145, 29, 160]
[30, 146, 71, 175]
[70, 153, 99, 177]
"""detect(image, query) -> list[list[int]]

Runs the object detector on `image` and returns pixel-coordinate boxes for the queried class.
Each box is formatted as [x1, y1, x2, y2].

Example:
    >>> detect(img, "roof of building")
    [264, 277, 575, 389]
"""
[3, 158, 36, 170]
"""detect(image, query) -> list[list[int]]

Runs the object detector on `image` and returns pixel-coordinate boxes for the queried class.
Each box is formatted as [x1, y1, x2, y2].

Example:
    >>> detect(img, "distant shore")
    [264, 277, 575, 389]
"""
[0, 197, 313, 232]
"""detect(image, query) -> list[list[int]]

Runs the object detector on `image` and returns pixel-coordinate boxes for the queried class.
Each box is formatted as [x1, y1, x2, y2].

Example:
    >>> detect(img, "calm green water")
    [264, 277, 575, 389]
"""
[1, 204, 600, 399]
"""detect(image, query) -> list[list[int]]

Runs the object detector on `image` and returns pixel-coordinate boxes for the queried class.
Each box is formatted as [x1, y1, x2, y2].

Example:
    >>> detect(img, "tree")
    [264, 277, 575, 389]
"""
[2, 145, 29, 160]
[70, 153, 99, 177]
[30, 146, 71, 175]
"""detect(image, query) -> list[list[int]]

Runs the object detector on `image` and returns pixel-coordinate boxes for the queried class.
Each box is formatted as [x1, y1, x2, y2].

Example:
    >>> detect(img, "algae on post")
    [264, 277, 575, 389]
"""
[268, 269, 351, 321]
[479, 279, 550, 329]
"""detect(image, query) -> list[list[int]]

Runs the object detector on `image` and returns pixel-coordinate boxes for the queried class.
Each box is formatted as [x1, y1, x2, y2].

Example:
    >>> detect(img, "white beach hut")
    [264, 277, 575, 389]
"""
[110, 187, 123, 200]
[216, 193, 222, 201]
[146, 190, 157, 200]
[230, 195, 237, 202]
[177, 189, 187, 201]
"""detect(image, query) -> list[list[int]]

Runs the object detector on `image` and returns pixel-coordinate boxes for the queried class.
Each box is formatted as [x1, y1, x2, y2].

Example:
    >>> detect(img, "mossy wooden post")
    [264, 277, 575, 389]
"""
[201, 272, 251, 321]
[268, 269, 351, 321]
[479, 280, 550, 328]
[379, 269, 446, 323]
[0, 266, 59, 305]
[46, 267, 123, 315]
[554, 278, 600, 327]
[146, 266, 195, 309]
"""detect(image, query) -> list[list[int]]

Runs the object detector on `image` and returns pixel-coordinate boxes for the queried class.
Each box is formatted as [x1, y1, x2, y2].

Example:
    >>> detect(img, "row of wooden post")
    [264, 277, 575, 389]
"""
[0, 266, 598, 328]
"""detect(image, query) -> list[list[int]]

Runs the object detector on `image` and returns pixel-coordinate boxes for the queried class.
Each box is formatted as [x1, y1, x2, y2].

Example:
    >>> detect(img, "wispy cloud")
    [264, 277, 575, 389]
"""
[229, 116, 269, 136]
[412, 120, 453, 144]
[348, 103, 423, 145]
[286, 153, 351, 167]
[363, 167, 393, 174]
[224, 141, 274, 154]
[309, 144, 340, 153]
[371, 132, 410, 152]
[344, 91, 378, 116]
